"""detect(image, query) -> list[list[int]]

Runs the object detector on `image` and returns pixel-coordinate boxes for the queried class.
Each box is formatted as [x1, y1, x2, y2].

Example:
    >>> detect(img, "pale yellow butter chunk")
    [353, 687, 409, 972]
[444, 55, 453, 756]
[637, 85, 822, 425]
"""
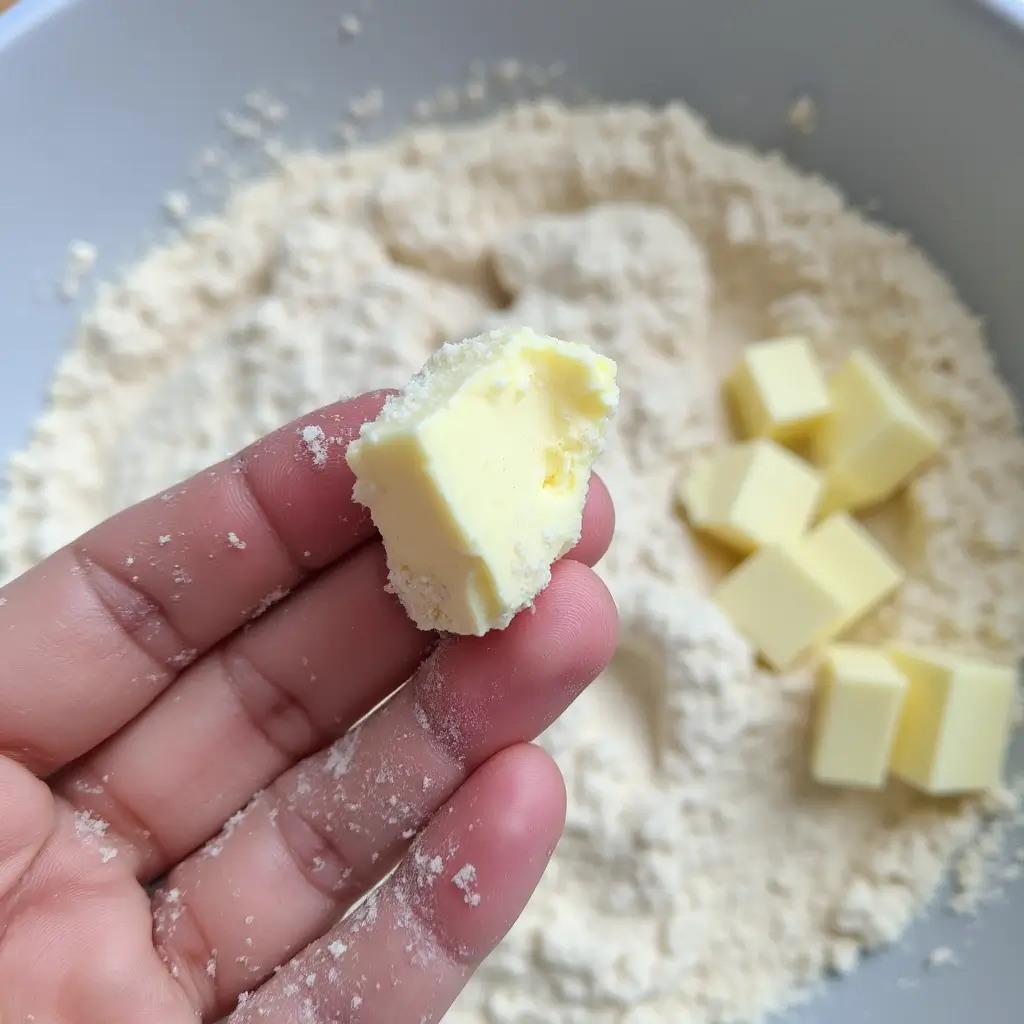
[811, 645, 908, 789]
[888, 645, 1016, 795]
[799, 513, 904, 637]
[714, 544, 844, 671]
[676, 439, 822, 555]
[815, 350, 941, 514]
[725, 336, 831, 442]
[346, 327, 619, 636]
[677, 453, 714, 526]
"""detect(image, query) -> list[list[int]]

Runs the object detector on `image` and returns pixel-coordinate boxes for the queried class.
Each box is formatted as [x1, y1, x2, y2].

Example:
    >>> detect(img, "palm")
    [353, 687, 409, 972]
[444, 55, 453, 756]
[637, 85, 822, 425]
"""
[0, 393, 617, 1023]
[0, 817, 195, 1021]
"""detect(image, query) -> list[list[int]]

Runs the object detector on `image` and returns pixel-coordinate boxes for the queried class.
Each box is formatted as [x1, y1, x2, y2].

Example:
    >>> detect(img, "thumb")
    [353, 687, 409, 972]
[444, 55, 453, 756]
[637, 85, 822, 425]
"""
[0, 756, 54, 903]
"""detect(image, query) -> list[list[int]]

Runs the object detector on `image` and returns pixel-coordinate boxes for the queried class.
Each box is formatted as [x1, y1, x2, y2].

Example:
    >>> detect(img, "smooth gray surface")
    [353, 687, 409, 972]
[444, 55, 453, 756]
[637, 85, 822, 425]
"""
[1, 0, 1023, 1020]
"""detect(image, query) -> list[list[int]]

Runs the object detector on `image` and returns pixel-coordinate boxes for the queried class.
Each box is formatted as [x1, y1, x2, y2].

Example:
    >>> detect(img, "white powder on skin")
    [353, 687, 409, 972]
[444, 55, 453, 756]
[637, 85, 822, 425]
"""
[2, 101, 1024, 1023]
[73, 809, 109, 841]
[325, 725, 362, 779]
[72, 809, 118, 864]
[451, 863, 482, 907]
[300, 424, 330, 467]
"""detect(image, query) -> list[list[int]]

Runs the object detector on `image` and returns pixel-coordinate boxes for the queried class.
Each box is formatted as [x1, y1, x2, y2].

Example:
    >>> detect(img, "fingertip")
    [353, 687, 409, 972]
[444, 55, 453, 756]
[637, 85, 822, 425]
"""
[569, 473, 615, 567]
[409, 562, 617, 788]
[321, 389, 398, 439]
[406, 743, 566, 958]
[472, 744, 567, 882]
[470, 743, 567, 847]
[531, 559, 620, 682]
[229, 390, 400, 575]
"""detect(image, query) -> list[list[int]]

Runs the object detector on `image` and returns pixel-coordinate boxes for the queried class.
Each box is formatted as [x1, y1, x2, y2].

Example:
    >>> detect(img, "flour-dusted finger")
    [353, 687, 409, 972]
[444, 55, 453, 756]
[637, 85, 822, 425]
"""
[54, 543, 433, 880]
[149, 561, 616, 1019]
[567, 474, 615, 568]
[221, 744, 565, 1024]
[0, 393, 391, 776]
[53, 475, 612, 880]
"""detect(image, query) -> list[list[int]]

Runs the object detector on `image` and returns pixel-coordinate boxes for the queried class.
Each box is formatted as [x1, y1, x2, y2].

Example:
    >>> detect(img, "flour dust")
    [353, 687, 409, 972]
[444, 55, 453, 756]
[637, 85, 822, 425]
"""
[3, 101, 1024, 1024]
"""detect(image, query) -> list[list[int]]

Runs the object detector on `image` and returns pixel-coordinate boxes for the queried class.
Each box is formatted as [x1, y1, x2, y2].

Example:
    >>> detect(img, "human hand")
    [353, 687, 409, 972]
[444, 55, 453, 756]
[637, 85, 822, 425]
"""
[0, 392, 618, 1023]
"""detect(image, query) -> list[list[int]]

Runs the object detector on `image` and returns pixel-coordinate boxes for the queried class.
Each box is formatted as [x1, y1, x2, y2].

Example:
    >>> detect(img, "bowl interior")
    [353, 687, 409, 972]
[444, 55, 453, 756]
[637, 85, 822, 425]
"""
[1, 1, 1023, 1021]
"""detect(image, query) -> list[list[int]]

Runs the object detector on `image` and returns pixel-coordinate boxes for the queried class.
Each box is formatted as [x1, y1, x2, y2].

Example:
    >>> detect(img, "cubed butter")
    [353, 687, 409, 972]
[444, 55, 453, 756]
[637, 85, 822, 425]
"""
[676, 439, 822, 554]
[725, 336, 832, 442]
[815, 350, 941, 514]
[346, 327, 619, 636]
[677, 453, 713, 526]
[799, 513, 904, 636]
[888, 644, 1016, 794]
[811, 645, 908, 789]
[714, 544, 844, 670]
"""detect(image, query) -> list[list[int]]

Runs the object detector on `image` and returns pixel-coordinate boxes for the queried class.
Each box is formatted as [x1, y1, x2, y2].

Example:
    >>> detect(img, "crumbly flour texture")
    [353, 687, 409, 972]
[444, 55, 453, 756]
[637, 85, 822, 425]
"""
[4, 101, 1024, 1023]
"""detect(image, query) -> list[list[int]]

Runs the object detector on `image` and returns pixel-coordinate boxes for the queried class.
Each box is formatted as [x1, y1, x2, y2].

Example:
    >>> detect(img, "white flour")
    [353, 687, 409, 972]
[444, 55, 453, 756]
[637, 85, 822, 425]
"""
[3, 101, 1024, 1023]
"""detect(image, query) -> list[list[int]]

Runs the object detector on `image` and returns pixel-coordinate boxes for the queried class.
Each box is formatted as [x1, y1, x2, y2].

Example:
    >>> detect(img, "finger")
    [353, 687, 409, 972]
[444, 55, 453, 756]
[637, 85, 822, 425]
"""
[0, 756, 55, 902]
[56, 479, 613, 875]
[151, 561, 616, 1018]
[0, 392, 390, 776]
[55, 543, 432, 879]
[569, 472, 614, 567]
[219, 744, 565, 1024]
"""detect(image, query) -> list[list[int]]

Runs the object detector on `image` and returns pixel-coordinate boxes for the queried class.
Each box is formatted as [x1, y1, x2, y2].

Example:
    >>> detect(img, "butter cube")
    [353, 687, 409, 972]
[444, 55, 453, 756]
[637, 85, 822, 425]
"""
[714, 544, 844, 670]
[346, 327, 619, 636]
[811, 645, 908, 788]
[676, 439, 822, 554]
[677, 453, 713, 526]
[800, 513, 904, 636]
[815, 350, 941, 513]
[888, 645, 1016, 794]
[725, 336, 831, 442]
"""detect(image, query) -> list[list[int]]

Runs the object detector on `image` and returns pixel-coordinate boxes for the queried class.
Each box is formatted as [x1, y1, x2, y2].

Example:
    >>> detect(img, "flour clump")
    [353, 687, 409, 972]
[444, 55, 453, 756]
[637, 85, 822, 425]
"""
[3, 100, 1024, 1024]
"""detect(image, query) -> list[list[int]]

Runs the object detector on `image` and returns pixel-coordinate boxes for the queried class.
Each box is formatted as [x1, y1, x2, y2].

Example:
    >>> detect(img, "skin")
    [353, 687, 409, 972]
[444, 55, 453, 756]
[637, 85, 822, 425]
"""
[0, 391, 618, 1023]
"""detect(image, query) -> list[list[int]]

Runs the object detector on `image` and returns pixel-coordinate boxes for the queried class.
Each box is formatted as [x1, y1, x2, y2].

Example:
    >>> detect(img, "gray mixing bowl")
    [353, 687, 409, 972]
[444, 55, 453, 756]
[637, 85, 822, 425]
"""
[1, 0, 1022, 1021]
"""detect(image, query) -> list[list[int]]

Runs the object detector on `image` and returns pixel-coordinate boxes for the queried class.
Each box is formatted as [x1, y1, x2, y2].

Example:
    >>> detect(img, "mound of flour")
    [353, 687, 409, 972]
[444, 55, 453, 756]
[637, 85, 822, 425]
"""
[3, 101, 1024, 1023]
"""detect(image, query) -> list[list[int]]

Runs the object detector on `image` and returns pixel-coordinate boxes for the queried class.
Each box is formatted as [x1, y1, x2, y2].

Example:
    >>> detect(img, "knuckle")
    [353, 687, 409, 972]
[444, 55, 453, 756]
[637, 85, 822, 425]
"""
[73, 547, 195, 672]
[218, 647, 325, 765]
